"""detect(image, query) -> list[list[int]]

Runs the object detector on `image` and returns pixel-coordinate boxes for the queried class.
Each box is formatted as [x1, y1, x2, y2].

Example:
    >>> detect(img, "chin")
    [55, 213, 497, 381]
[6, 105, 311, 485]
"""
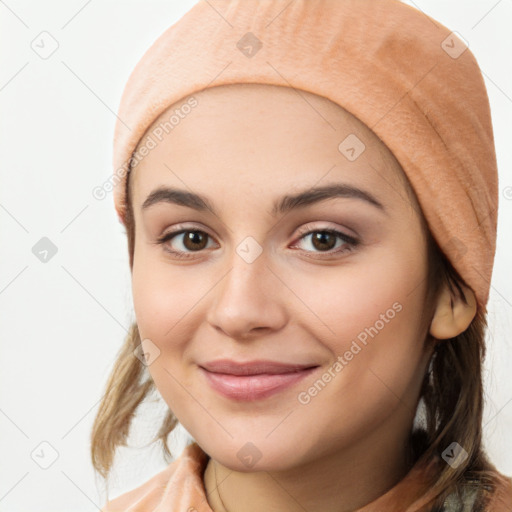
[197, 435, 312, 473]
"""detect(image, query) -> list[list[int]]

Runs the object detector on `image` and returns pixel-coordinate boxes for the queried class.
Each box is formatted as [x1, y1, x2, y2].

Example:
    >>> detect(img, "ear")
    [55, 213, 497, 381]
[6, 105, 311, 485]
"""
[429, 281, 477, 339]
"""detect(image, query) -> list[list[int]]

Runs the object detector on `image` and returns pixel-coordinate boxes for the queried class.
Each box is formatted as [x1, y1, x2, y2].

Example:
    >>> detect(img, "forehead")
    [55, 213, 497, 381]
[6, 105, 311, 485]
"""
[130, 83, 417, 211]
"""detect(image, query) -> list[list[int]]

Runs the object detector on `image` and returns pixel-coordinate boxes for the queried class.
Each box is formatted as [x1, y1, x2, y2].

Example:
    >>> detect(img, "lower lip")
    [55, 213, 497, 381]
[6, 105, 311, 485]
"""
[200, 366, 319, 401]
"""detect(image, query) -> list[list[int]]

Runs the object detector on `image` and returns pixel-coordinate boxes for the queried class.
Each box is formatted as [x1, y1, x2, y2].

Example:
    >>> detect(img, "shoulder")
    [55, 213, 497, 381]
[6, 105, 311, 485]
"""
[101, 442, 210, 512]
[486, 471, 512, 511]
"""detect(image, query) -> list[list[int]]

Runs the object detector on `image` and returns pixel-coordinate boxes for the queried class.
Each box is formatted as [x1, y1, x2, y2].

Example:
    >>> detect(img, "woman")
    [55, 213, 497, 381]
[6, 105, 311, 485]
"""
[91, 0, 512, 510]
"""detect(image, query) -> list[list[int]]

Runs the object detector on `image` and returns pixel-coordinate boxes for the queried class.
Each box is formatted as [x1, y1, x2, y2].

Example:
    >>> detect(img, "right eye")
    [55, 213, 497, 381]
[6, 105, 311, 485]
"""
[156, 227, 217, 259]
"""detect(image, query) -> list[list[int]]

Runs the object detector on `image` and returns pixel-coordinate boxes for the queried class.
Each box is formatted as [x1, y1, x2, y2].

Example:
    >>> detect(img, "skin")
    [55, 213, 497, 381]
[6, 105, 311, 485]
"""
[110, 83, 476, 512]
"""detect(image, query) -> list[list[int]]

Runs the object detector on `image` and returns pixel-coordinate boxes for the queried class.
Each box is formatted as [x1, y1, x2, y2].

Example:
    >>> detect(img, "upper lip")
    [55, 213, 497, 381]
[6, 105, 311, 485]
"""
[200, 359, 319, 375]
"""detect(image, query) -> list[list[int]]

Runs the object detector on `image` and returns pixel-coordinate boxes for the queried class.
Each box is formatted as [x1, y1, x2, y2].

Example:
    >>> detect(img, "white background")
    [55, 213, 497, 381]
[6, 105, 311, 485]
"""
[0, 1, 511, 510]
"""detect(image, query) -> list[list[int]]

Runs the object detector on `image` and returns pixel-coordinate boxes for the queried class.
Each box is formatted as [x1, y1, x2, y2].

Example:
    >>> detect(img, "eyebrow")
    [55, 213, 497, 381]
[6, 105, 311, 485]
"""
[141, 183, 386, 217]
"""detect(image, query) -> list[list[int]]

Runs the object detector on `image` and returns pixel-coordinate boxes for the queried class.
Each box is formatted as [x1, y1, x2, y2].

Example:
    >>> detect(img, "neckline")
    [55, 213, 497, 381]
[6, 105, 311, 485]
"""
[193, 442, 442, 512]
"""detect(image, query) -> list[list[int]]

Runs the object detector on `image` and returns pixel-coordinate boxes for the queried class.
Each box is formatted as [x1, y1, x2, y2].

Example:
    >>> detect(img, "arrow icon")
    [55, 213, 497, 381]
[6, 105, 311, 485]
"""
[339, 134, 366, 161]
[31, 31, 60, 59]
[134, 339, 161, 366]
[441, 31, 468, 59]
[32, 237, 58, 262]
[237, 32, 262, 58]
[236, 236, 262, 263]
[441, 442, 468, 468]
[237, 441, 262, 468]
[30, 441, 59, 469]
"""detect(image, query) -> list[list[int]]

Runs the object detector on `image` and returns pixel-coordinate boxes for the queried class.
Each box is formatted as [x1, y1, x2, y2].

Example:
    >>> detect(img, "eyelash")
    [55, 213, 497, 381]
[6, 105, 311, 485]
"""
[155, 224, 359, 260]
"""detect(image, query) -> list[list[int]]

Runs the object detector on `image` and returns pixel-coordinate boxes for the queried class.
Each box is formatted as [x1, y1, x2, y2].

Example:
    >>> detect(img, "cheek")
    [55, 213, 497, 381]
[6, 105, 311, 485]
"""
[285, 252, 430, 452]
[131, 256, 201, 408]
[132, 262, 198, 344]
[131, 237, 199, 341]
[295, 244, 427, 337]
[292, 244, 429, 390]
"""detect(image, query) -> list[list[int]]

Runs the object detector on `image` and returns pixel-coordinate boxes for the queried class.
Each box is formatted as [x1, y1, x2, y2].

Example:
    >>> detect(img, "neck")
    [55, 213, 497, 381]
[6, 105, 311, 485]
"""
[203, 412, 413, 512]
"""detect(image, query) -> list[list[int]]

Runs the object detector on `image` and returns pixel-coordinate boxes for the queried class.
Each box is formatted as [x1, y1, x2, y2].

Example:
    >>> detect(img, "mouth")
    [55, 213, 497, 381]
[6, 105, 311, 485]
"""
[199, 359, 320, 401]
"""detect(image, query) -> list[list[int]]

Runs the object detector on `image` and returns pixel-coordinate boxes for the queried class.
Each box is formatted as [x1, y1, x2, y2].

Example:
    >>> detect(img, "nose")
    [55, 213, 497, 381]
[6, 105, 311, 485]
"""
[206, 251, 288, 340]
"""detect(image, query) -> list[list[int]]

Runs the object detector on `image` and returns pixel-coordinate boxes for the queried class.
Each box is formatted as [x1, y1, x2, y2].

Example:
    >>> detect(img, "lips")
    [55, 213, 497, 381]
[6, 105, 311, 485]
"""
[200, 359, 318, 375]
[199, 359, 320, 400]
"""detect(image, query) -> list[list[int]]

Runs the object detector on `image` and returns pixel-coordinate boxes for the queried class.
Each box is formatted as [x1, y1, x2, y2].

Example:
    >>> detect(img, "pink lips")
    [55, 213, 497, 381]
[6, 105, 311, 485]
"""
[199, 359, 319, 401]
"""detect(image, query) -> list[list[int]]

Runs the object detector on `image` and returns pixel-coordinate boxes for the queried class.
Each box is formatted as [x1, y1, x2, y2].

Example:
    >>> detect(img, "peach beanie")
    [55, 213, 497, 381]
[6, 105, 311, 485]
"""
[112, 0, 499, 310]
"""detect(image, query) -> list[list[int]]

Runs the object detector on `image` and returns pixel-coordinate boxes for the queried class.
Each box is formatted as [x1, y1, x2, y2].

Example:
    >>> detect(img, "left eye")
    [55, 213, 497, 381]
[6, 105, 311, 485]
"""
[292, 228, 358, 255]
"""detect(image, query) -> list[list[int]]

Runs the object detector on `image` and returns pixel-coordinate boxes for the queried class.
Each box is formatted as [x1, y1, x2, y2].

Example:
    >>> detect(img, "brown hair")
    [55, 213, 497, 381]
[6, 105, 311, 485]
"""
[90, 164, 503, 510]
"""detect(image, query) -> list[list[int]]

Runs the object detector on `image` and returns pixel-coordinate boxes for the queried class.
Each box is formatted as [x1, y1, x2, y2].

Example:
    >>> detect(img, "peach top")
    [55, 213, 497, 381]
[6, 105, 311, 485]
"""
[102, 442, 512, 511]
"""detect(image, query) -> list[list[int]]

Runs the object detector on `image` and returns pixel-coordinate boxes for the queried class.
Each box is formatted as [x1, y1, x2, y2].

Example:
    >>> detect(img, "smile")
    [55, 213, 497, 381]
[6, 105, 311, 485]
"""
[199, 359, 320, 401]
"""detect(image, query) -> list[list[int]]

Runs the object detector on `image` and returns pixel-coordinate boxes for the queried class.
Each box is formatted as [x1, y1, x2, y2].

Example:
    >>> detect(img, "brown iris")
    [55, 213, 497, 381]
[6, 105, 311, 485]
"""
[309, 231, 337, 251]
[181, 231, 208, 251]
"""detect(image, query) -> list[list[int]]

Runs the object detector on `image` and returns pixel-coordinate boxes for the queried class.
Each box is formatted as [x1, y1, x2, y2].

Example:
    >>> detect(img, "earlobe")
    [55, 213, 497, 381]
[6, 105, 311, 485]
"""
[429, 282, 477, 340]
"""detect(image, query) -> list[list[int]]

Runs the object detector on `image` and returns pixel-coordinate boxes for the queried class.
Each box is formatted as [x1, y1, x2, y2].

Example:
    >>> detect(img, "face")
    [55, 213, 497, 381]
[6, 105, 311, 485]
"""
[129, 83, 435, 472]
